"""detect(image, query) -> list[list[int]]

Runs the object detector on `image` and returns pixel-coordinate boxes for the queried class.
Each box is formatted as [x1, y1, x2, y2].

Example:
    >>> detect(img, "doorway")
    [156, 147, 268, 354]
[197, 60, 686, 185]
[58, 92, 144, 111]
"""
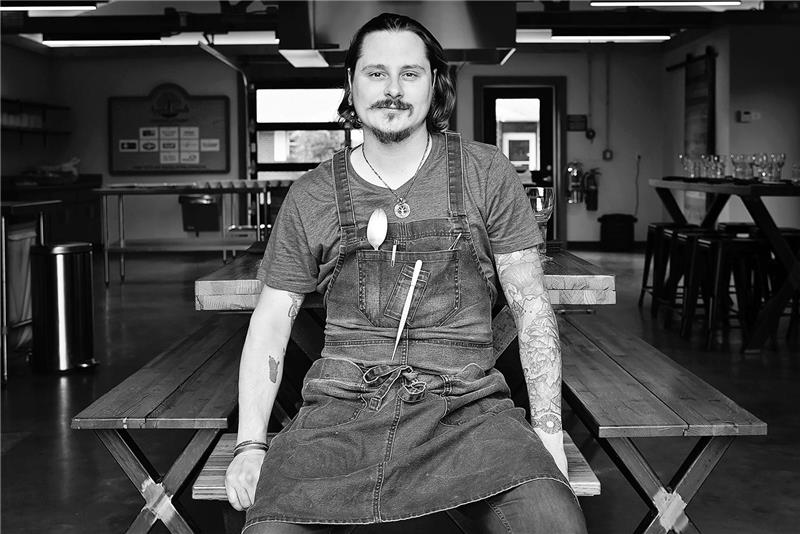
[474, 77, 566, 242]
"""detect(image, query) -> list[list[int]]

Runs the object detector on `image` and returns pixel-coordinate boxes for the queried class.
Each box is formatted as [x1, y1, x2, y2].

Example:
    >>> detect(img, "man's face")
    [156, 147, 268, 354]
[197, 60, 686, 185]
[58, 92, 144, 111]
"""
[351, 30, 435, 144]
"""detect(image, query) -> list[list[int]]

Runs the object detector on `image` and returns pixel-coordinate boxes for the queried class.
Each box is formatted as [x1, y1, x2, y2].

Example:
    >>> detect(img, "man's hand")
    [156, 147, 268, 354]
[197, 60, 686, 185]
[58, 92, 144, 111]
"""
[225, 450, 266, 511]
[537, 430, 569, 481]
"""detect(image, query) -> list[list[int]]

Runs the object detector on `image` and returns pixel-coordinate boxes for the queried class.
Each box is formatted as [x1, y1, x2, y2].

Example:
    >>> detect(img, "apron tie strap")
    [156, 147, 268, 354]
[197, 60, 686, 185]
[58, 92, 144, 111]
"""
[363, 365, 427, 410]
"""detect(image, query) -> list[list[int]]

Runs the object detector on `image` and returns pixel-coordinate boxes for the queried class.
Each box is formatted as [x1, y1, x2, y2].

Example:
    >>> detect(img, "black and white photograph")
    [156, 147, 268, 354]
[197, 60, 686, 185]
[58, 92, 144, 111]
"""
[2, 1, 799, 533]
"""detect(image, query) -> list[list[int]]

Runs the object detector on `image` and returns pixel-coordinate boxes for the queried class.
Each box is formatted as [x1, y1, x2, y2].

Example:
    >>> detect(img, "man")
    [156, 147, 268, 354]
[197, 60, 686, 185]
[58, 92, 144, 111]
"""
[226, 12, 587, 534]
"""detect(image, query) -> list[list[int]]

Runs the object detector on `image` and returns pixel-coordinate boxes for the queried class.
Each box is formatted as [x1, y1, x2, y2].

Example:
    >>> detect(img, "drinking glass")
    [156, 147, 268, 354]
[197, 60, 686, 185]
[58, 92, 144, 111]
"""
[770, 153, 786, 180]
[791, 164, 800, 185]
[730, 154, 749, 179]
[527, 187, 554, 263]
[679, 153, 696, 178]
[752, 153, 769, 181]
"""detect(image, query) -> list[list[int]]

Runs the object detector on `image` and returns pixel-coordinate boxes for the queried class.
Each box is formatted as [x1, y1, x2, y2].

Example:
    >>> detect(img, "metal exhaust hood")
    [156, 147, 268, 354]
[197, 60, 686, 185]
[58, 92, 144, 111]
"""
[281, 1, 516, 65]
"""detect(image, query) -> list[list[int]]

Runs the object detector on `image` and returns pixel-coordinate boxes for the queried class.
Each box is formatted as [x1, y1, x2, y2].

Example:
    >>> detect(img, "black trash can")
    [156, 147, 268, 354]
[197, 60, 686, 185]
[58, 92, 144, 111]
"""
[30, 242, 97, 373]
[179, 194, 220, 234]
[598, 213, 638, 252]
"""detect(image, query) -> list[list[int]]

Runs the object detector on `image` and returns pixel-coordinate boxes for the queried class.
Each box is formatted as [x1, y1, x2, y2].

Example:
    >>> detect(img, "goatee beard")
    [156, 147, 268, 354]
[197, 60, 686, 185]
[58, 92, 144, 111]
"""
[366, 124, 415, 144]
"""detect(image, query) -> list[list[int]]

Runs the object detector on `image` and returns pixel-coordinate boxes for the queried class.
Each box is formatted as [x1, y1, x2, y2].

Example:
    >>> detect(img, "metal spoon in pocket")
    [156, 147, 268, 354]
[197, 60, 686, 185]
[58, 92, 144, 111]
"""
[367, 208, 388, 251]
[392, 259, 423, 360]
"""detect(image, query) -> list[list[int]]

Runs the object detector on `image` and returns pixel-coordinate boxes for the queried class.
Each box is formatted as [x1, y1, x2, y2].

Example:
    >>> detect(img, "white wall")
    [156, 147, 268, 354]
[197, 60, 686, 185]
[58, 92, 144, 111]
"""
[727, 25, 800, 228]
[660, 25, 800, 229]
[457, 47, 665, 241]
[49, 52, 240, 239]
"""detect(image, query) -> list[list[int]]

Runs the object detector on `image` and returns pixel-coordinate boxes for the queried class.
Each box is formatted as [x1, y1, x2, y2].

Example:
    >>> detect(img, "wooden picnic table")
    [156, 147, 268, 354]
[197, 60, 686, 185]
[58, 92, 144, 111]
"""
[194, 248, 617, 311]
[71, 313, 250, 534]
[650, 177, 800, 352]
[493, 309, 767, 534]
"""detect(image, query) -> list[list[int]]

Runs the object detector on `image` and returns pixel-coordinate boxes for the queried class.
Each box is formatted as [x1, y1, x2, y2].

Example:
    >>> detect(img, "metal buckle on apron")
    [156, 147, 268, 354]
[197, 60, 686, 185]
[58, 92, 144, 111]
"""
[362, 365, 427, 410]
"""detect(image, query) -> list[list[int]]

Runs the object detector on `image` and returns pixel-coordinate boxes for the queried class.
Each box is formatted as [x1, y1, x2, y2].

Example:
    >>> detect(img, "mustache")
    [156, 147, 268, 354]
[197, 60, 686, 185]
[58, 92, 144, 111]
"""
[370, 98, 412, 110]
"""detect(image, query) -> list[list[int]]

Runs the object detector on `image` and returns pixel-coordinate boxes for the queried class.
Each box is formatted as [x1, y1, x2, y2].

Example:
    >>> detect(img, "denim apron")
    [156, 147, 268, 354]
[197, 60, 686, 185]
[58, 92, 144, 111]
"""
[245, 133, 566, 529]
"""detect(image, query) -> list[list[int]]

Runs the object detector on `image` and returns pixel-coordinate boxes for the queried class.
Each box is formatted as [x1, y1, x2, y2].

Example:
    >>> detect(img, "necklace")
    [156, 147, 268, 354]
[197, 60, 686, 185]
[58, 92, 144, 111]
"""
[361, 134, 430, 219]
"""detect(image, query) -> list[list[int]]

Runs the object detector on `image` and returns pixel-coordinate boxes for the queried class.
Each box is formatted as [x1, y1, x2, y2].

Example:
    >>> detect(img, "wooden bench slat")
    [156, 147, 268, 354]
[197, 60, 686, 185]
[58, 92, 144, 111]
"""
[146, 326, 247, 428]
[558, 317, 690, 438]
[564, 314, 767, 436]
[192, 432, 600, 500]
[71, 314, 249, 430]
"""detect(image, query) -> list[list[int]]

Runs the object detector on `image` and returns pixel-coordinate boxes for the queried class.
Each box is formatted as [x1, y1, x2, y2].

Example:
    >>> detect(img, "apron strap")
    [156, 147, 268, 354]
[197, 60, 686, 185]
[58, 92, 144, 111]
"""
[445, 131, 466, 217]
[331, 148, 358, 236]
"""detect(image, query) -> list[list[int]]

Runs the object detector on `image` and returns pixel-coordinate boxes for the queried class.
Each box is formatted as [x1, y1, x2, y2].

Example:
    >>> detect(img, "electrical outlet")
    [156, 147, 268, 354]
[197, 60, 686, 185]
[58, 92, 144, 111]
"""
[602, 149, 614, 161]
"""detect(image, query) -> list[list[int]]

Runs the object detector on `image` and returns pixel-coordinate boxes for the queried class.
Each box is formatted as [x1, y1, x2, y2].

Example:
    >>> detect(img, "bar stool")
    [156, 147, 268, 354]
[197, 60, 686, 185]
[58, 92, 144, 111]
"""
[681, 235, 771, 349]
[659, 228, 720, 326]
[644, 223, 698, 315]
[753, 228, 800, 340]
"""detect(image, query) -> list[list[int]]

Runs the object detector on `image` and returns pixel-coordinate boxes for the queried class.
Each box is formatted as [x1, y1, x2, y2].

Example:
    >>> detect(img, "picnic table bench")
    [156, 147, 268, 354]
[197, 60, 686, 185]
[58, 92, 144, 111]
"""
[71, 313, 250, 534]
[551, 312, 767, 534]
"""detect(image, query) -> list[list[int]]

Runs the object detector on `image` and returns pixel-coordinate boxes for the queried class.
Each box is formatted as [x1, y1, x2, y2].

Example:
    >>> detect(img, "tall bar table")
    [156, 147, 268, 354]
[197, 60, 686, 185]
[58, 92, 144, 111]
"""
[650, 177, 800, 352]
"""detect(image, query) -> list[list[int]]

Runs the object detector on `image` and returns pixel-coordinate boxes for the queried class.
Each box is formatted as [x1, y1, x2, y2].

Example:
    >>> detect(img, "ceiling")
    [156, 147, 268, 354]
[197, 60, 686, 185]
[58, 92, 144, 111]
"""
[2, 0, 799, 68]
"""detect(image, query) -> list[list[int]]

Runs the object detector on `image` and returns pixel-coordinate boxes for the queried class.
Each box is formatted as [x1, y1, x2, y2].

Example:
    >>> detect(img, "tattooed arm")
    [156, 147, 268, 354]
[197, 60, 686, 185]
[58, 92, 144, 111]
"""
[226, 285, 305, 511]
[495, 247, 568, 479]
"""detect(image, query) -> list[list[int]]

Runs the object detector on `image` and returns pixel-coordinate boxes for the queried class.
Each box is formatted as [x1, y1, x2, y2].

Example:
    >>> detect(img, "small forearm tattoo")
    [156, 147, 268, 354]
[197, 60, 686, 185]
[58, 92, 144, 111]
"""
[288, 292, 304, 321]
[496, 248, 563, 435]
[268, 355, 280, 383]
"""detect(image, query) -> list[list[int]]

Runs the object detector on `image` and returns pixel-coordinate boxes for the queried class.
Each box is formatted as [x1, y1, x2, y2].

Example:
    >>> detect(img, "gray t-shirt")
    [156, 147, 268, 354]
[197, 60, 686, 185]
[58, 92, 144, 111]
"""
[260, 133, 542, 295]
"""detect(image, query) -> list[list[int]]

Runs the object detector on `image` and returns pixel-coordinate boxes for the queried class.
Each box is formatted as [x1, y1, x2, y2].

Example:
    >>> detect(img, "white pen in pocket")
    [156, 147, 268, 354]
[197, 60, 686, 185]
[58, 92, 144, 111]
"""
[392, 259, 423, 359]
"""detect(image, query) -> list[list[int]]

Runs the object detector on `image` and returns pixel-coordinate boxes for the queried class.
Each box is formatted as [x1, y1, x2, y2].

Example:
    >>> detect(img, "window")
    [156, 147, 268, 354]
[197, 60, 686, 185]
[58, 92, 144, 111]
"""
[254, 87, 362, 179]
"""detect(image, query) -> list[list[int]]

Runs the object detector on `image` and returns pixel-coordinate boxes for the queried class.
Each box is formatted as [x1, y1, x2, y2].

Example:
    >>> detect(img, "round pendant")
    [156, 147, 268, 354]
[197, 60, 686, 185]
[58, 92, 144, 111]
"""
[394, 201, 411, 219]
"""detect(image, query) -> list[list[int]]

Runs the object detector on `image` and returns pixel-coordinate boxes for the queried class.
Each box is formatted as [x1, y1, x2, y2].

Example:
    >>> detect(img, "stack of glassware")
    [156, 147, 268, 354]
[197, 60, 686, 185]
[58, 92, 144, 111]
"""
[679, 152, 788, 182]
[678, 153, 726, 179]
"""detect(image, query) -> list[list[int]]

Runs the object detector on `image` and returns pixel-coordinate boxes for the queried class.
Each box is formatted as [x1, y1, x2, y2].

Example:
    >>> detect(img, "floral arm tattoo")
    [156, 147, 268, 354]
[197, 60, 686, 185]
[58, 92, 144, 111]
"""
[495, 248, 562, 434]
[287, 292, 304, 321]
[266, 291, 305, 384]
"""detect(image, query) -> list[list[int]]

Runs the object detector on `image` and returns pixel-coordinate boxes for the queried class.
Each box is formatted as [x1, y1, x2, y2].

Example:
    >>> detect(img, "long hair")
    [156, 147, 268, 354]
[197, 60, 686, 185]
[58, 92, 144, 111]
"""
[337, 12, 455, 132]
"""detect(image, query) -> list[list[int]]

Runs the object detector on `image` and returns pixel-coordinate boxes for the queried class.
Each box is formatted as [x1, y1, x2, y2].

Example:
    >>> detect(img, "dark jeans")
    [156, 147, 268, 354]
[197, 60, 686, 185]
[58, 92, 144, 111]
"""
[244, 478, 587, 534]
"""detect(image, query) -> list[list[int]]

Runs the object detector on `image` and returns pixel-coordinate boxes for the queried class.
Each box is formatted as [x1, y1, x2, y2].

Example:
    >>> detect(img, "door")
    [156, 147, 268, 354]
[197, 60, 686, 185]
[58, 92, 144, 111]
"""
[474, 78, 566, 243]
[482, 87, 555, 186]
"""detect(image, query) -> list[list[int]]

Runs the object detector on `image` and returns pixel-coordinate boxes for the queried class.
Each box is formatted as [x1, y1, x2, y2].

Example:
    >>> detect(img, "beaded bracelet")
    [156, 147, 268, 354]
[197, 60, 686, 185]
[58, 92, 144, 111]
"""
[233, 440, 269, 457]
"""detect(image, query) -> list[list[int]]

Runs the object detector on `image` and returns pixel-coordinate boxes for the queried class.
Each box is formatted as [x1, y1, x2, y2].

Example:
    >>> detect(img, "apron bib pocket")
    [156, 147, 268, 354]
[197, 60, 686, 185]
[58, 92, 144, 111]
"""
[357, 248, 459, 329]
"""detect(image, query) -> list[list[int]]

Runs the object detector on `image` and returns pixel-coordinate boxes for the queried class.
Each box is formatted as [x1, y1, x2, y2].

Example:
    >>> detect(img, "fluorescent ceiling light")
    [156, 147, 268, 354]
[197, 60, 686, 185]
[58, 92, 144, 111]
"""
[41, 39, 162, 47]
[0, 5, 97, 11]
[552, 35, 671, 42]
[590, 1, 741, 6]
[279, 49, 329, 68]
[516, 29, 670, 43]
[24, 31, 278, 48]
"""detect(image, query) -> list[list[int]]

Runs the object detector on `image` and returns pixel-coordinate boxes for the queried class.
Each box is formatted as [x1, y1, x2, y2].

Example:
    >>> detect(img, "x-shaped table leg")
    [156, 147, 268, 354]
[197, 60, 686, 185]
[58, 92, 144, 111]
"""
[95, 428, 220, 534]
[600, 435, 734, 534]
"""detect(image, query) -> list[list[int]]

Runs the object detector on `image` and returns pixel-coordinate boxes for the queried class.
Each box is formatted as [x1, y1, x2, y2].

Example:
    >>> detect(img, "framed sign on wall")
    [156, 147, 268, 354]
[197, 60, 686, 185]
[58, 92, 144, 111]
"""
[108, 83, 229, 175]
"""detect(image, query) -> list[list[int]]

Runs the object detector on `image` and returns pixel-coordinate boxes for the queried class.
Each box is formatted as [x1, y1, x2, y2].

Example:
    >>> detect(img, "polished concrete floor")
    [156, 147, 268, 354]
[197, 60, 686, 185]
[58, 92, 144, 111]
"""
[2, 250, 798, 533]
